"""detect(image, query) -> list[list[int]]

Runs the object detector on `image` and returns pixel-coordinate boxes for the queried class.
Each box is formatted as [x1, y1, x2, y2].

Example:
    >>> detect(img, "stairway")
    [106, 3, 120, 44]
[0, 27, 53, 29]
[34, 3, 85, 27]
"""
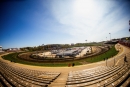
[48, 72, 68, 87]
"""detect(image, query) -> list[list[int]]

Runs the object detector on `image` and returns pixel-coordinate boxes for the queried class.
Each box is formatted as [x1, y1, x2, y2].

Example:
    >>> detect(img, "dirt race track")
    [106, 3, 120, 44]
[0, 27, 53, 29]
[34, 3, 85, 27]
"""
[0, 43, 130, 87]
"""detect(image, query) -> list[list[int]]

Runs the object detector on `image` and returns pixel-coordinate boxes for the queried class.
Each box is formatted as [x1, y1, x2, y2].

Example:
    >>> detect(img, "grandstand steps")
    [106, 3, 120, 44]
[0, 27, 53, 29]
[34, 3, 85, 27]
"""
[48, 72, 68, 87]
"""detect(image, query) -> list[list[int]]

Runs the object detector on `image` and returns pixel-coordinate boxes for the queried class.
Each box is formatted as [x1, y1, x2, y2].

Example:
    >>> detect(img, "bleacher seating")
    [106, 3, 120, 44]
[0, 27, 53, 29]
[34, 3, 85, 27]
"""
[119, 38, 130, 48]
[0, 44, 130, 87]
[66, 65, 130, 87]
[0, 60, 61, 87]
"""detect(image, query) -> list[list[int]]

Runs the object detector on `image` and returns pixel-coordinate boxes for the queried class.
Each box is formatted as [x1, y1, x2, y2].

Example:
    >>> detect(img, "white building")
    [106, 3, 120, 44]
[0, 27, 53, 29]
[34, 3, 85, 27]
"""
[9, 48, 19, 51]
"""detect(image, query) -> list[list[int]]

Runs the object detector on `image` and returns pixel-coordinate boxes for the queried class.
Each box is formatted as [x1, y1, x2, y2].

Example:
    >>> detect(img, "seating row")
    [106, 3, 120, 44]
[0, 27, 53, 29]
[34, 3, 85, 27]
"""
[0, 60, 60, 87]
[66, 64, 130, 87]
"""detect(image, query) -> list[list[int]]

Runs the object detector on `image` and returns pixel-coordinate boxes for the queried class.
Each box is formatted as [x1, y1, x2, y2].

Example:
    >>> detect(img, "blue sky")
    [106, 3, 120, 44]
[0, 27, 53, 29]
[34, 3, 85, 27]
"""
[0, 0, 130, 49]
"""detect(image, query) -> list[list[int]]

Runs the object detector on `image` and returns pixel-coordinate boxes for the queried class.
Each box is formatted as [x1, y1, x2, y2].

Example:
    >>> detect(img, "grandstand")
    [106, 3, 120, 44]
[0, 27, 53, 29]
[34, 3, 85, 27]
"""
[0, 44, 130, 87]
[119, 37, 130, 48]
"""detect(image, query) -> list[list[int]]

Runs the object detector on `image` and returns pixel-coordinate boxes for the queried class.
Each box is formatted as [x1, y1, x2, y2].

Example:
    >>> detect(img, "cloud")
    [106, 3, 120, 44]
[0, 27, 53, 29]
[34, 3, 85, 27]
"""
[49, 0, 129, 42]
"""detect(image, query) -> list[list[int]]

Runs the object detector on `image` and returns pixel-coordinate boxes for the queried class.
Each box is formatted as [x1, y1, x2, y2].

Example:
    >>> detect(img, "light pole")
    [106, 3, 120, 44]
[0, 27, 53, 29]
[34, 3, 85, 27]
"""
[85, 40, 87, 46]
[129, 20, 130, 32]
[43, 45, 45, 58]
[109, 33, 111, 41]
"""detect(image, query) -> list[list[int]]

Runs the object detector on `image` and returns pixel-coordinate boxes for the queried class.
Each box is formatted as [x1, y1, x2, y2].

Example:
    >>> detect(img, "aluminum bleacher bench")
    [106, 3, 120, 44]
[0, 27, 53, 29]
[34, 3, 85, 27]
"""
[67, 65, 123, 83]
[1, 66, 49, 86]
[120, 76, 130, 87]
[0, 60, 60, 87]
[66, 65, 129, 87]
[0, 73, 12, 87]
[107, 68, 130, 87]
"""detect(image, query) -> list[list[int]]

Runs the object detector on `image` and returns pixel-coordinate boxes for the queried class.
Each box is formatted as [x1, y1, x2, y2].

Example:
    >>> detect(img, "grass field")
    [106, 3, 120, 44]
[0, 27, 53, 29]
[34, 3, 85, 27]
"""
[86, 46, 118, 62]
[2, 46, 118, 67]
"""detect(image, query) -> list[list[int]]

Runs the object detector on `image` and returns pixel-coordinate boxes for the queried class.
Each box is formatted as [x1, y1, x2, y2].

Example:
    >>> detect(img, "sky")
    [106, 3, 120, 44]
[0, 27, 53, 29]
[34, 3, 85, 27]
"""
[0, 0, 130, 49]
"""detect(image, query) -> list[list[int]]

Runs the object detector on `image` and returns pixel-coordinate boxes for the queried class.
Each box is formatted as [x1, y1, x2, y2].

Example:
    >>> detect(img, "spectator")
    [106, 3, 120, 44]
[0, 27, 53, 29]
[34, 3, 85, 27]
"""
[68, 63, 71, 67]
[124, 55, 127, 64]
[104, 58, 105, 61]
[72, 63, 75, 67]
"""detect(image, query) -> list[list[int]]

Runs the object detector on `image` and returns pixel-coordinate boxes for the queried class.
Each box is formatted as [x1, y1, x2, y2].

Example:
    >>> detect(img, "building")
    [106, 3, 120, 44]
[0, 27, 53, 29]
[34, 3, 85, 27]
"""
[7, 48, 20, 52]
[0, 46, 2, 52]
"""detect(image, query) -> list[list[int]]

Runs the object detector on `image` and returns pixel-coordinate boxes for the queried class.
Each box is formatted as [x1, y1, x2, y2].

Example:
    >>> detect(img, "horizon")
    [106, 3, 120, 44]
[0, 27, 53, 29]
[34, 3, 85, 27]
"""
[0, 0, 130, 49]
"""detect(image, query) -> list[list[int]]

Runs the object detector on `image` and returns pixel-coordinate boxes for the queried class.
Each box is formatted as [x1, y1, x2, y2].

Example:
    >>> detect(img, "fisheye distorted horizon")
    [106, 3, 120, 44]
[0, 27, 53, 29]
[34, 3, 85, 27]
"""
[0, 0, 130, 49]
